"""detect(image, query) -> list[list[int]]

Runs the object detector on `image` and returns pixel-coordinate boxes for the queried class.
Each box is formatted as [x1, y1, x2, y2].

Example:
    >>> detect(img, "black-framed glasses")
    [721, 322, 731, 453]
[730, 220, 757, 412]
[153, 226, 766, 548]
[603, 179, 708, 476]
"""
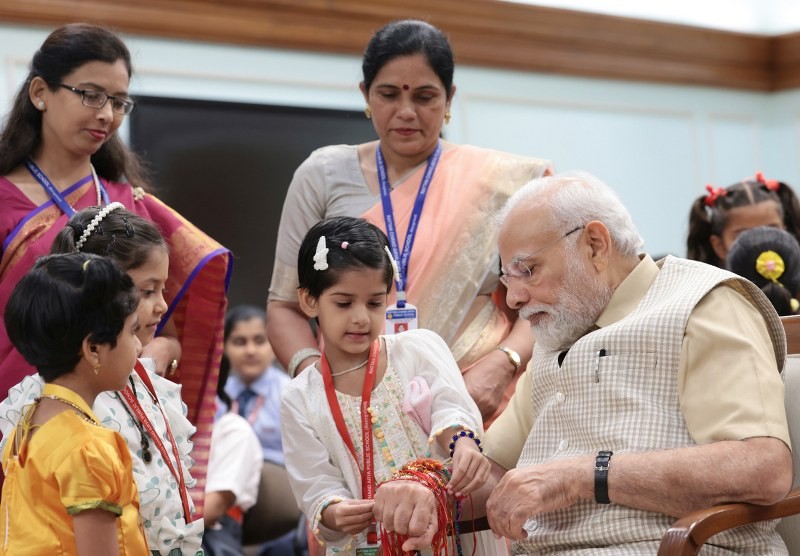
[53, 83, 135, 115]
[500, 225, 585, 287]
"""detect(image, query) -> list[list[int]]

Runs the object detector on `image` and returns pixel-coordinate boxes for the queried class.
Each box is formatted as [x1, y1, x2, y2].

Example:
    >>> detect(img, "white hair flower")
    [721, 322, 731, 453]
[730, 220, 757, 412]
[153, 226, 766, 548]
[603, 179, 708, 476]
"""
[384, 246, 400, 283]
[313, 236, 329, 271]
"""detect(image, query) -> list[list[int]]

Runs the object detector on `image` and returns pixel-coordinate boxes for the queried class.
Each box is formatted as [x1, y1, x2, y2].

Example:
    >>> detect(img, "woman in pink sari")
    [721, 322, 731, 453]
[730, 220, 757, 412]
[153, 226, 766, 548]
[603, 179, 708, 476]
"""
[268, 19, 551, 425]
[0, 23, 230, 514]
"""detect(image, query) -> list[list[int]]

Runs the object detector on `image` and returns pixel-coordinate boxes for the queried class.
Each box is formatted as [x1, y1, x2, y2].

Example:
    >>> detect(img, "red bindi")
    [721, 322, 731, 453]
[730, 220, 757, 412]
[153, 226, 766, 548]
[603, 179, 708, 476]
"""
[402, 84, 410, 90]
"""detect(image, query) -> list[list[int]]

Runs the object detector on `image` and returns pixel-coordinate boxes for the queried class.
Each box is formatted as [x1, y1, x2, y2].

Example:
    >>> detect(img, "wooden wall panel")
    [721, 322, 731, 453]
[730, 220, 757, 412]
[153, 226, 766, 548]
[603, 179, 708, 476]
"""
[0, 0, 795, 92]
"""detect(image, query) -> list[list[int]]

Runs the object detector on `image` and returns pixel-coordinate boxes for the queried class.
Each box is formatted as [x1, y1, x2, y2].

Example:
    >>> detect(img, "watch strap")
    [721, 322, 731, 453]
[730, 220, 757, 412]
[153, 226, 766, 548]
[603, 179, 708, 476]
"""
[594, 450, 613, 504]
[496, 345, 521, 370]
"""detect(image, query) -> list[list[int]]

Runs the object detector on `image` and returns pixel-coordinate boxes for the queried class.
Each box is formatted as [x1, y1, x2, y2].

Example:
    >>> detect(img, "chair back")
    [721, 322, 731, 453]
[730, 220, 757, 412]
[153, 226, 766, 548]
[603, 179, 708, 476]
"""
[777, 315, 800, 552]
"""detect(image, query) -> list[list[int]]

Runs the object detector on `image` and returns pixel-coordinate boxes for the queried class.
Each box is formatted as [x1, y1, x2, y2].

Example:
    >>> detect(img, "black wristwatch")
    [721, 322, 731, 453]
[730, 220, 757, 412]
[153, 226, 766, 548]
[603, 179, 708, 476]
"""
[594, 450, 613, 504]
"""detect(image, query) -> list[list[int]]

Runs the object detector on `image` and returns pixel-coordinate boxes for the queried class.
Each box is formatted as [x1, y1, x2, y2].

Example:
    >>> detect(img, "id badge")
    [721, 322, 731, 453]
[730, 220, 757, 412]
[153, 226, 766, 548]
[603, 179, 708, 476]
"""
[385, 302, 418, 335]
[356, 526, 380, 556]
[355, 544, 380, 556]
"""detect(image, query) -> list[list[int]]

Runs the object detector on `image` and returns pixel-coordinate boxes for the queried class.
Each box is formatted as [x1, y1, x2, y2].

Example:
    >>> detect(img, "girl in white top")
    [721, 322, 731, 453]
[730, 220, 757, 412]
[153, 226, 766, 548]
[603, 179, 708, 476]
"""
[281, 216, 500, 555]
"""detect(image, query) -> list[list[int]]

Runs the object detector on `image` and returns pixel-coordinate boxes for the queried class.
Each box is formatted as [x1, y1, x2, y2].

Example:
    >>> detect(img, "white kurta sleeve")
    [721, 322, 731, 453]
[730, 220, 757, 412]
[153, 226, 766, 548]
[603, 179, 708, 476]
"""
[205, 412, 263, 511]
[280, 373, 359, 551]
[388, 329, 485, 459]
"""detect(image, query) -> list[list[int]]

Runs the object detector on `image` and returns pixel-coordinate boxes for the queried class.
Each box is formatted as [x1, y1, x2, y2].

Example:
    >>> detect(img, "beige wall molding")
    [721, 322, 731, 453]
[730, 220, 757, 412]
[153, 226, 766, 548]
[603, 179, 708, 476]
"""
[1, 0, 797, 92]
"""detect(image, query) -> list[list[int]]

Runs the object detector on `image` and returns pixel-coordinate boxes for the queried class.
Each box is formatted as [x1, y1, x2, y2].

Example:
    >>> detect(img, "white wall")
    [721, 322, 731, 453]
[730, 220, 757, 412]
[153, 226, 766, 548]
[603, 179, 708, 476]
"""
[2, 23, 799, 257]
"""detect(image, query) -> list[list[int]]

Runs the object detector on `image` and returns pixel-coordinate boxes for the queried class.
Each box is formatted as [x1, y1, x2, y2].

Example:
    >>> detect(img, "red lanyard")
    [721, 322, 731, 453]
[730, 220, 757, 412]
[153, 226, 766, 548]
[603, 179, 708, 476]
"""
[321, 340, 380, 500]
[121, 360, 194, 522]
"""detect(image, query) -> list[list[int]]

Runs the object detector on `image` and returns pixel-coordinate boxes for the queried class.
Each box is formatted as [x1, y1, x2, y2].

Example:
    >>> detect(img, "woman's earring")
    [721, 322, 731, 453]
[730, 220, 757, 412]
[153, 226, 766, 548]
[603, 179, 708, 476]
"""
[365, 106, 372, 119]
[444, 111, 451, 125]
[37, 100, 45, 110]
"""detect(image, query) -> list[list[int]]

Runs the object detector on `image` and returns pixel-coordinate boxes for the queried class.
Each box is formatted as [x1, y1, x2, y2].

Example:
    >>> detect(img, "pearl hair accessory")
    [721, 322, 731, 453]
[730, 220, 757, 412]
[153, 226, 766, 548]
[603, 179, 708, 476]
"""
[341, 241, 349, 249]
[74, 202, 125, 252]
[313, 236, 329, 270]
[384, 246, 400, 283]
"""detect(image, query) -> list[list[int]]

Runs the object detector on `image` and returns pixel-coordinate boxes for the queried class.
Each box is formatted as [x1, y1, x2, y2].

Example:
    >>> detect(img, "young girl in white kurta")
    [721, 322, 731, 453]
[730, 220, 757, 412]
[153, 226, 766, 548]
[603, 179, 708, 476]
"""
[281, 216, 499, 555]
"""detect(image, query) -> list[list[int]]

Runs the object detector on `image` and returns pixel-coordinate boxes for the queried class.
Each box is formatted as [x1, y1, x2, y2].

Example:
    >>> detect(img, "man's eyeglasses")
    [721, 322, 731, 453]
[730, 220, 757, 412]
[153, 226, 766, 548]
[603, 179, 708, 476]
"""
[53, 83, 135, 115]
[500, 225, 584, 287]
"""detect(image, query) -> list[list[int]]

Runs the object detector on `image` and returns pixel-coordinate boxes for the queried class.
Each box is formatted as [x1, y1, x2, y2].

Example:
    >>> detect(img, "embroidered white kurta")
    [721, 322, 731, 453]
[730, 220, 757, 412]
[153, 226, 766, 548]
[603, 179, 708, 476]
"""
[280, 329, 497, 555]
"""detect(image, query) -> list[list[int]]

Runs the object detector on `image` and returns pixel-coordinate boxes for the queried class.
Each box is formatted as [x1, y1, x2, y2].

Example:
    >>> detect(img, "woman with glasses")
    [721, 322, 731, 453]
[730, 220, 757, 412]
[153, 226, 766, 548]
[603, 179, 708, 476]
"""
[269, 19, 552, 426]
[0, 23, 231, 542]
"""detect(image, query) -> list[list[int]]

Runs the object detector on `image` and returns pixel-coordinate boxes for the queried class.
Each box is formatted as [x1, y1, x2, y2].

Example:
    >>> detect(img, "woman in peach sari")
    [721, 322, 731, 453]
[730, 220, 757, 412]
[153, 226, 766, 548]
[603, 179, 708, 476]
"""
[268, 19, 551, 424]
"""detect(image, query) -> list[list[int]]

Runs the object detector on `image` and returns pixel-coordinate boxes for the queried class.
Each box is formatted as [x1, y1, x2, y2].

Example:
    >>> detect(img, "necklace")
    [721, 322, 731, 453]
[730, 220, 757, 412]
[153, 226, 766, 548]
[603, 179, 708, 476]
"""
[330, 357, 370, 377]
[42, 395, 98, 425]
[115, 377, 153, 464]
[89, 164, 103, 206]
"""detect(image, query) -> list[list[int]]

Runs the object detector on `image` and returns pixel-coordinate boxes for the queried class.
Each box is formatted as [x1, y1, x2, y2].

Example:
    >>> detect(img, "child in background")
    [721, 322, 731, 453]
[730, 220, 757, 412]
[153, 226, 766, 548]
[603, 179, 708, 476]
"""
[1, 253, 147, 554]
[686, 171, 800, 268]
[223, 305, 290, 465]
[0, 204, 203, 555]
[281, 216, 497, 555]
[727, 226, 800, 316]
[203, 357, 262, 556]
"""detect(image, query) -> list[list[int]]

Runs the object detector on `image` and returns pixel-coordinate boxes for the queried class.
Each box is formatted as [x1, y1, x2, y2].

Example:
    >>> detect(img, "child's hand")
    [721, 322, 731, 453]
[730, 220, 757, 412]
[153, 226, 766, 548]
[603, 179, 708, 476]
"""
[447, 438, 490, 498]
[320, 499, 375, 535]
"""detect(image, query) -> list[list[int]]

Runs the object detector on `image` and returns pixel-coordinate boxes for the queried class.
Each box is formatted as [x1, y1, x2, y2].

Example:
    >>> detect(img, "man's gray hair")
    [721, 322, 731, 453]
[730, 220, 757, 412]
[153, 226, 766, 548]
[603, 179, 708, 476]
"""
[497, 170, 644, 257]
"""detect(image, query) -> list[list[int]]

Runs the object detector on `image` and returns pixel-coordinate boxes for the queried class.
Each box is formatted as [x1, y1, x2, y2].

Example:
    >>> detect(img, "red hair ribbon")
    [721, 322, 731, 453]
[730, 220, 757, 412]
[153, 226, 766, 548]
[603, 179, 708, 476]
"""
[704, 184, 727, 207]
[755, 171, 780, 192]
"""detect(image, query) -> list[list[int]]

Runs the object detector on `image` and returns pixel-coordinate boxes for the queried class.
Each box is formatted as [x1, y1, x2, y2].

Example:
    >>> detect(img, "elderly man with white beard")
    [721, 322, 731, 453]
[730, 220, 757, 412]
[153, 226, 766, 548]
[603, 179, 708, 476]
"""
[373, 170, 793, 555]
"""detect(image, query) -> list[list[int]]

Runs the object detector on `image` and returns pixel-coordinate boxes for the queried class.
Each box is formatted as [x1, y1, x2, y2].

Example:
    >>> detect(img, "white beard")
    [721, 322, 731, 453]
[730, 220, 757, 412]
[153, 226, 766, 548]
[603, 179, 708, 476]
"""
[519, 258, 613, 352]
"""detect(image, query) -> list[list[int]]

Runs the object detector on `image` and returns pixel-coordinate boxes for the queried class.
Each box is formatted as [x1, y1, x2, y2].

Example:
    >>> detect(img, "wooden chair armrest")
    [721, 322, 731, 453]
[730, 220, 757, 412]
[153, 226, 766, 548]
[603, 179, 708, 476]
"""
[657, 487, 800, 556]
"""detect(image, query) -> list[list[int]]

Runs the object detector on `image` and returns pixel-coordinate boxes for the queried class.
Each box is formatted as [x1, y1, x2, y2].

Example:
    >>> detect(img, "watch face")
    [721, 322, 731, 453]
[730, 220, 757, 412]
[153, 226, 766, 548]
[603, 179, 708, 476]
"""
[510, 351, 521, 365]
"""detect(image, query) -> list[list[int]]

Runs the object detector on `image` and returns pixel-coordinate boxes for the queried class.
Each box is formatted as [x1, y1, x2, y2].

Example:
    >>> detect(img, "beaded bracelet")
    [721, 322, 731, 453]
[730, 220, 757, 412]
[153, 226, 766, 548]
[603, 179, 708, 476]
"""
[449, 430, 482, 458]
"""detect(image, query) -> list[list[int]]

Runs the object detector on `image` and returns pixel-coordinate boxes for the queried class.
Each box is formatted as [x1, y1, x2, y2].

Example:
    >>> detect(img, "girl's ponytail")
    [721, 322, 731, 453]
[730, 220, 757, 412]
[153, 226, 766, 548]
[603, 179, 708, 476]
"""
[686, 195, 718, 266]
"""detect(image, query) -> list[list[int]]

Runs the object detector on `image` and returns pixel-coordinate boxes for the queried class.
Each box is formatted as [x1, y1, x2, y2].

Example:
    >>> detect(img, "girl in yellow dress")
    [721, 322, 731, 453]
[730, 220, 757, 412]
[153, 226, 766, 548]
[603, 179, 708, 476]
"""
[0, 252, 148, 555]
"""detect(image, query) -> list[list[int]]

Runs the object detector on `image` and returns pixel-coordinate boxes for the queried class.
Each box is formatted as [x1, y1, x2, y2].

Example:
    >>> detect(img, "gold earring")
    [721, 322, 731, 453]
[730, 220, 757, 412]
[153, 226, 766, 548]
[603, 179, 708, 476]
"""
[444, 111, 451, 125]
[365, 106, 372, 119]
[93, 363, 100, 375]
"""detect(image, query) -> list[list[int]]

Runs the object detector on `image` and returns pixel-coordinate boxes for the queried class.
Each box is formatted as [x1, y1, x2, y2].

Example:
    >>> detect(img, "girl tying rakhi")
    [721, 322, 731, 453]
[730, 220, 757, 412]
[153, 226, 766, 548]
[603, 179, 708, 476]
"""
[280, 217, 503, 555]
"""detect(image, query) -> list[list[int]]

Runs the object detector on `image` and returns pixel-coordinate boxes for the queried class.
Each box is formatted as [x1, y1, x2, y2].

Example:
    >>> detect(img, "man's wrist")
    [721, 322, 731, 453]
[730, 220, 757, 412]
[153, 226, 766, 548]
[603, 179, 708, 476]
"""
[594, 451, 613, 504]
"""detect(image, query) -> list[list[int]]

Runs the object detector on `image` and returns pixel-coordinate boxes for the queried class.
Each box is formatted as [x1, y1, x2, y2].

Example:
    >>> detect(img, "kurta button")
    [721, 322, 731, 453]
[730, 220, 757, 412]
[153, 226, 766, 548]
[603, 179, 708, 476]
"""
[558, 439, 568, 451]
[555, 392, 566, 403]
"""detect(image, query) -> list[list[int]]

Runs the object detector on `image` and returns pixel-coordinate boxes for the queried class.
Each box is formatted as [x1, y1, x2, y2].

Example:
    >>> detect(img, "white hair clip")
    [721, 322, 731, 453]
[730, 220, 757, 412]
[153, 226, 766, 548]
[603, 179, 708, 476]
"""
[384, 246, 400, 283]
[74, 202, 126, 252]
[313, 236, 329, 270]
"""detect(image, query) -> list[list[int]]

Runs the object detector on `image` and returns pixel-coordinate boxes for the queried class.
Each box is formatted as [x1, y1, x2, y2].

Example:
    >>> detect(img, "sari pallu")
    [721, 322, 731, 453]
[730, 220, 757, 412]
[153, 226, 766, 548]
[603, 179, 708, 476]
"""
[361, 145, 551, 422]
[0, 176, 231, 515]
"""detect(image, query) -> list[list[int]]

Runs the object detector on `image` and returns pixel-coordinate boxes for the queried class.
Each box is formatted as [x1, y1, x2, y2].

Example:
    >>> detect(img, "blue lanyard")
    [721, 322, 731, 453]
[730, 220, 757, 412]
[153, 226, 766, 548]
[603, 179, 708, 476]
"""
[25, 157, 109, 216]
[376, 141, 442, 307]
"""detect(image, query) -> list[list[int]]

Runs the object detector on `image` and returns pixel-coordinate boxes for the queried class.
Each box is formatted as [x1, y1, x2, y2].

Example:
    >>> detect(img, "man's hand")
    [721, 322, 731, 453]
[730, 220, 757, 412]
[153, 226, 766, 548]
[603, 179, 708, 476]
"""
[374, 480, 437, 551]
[486, 456, 589, 539]
[320, 499, 375, 535]
[448, 437, 490, 498]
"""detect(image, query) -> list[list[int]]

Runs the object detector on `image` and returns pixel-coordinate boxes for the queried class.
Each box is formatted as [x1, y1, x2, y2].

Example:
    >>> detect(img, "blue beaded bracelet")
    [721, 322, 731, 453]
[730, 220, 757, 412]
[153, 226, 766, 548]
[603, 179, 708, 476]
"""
[448, 430, 483, 458]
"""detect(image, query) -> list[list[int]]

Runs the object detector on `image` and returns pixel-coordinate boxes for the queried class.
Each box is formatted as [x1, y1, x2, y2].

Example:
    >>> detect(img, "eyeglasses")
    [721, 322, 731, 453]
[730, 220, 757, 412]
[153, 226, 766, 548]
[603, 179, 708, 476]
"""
[500, 225, 584, 287]
[53, 83, 135, 115]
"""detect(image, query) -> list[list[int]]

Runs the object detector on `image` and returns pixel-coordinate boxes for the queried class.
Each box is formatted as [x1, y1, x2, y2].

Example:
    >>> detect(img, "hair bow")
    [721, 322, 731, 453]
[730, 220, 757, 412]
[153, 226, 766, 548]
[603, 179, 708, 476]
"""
[755, 250, 786, 284]
[704, 184, 727, 207]
[755, 171, 780, 192]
